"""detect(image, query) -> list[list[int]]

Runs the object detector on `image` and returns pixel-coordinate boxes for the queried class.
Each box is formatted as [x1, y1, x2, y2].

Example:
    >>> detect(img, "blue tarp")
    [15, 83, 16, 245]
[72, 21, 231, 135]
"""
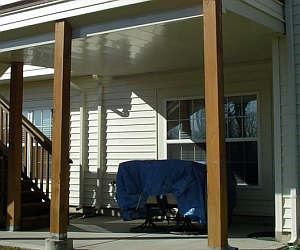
[116, 159, 237, 224]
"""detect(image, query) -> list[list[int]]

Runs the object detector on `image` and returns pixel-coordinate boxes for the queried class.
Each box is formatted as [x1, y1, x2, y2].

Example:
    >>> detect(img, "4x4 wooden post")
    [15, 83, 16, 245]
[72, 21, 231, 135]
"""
[203, 0, 229, 249]
[7, 62, 23, 231]
[46, 19, 73, 250]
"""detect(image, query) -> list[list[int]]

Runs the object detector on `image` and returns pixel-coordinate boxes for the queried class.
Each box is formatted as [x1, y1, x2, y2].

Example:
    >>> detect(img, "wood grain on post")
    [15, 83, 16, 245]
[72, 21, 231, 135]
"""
[203, 0, 228, 248]
[50, 19, 72, 238]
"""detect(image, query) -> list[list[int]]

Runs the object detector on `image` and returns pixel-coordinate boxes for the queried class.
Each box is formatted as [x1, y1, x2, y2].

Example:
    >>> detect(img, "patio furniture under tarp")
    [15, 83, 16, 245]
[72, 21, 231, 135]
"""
[116, 159, 237, 225]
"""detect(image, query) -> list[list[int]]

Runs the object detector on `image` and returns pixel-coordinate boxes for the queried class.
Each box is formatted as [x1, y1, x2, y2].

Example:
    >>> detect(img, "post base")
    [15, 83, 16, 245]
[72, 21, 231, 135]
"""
[208, 245, 238, 250]
[45, 238, 73, 250]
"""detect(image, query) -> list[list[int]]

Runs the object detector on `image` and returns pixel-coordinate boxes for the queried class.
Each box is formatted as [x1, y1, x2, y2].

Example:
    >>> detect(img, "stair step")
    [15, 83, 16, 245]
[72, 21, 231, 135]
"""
[21, 179, 34, 191]
[21, 202, 50, 217]
[21, 214, 50, 231]
[21, 190, 44, 203]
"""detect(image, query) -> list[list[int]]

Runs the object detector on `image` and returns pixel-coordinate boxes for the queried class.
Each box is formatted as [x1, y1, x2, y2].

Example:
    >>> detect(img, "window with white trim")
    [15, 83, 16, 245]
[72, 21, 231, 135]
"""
[166, 94, 258, 186]
[23, 109, 53, 139]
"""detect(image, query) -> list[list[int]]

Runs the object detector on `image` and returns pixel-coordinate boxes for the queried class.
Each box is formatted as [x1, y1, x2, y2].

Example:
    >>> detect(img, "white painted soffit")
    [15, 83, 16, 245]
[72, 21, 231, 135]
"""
[224, 0, 285, 33]
[75, 5, 203, 37]
[0, 5, 203, 53]
[0, 0, 153, 31]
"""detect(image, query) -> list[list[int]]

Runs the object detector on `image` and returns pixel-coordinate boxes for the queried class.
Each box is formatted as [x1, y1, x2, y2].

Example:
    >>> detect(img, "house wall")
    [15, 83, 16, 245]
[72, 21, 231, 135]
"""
[101, 62, 274, 218]
[0, 77, 101, 208]
[0, 61, 274, 217]
[273, 0, 300, 244]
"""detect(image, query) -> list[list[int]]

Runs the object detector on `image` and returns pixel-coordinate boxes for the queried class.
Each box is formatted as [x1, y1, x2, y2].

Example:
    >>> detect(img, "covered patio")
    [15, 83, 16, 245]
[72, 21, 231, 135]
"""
[0, 1, 286, 250]
[0, 214, 286, 250]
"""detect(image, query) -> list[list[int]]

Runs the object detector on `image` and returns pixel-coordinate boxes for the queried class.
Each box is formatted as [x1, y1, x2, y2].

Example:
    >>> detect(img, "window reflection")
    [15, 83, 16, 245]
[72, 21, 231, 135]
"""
[166, 94, 258, 186]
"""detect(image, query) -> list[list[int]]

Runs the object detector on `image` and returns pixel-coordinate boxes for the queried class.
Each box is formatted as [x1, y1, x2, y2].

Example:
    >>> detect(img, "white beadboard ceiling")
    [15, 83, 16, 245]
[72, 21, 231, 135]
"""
[0, 9, 275, 79]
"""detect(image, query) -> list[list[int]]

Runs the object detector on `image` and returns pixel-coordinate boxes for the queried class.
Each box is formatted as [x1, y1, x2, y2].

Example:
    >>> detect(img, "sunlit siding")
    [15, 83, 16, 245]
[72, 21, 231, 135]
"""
[69, 77, 100, 208]
[101, 72, 205, 208]
[104, 77, 157, 173]
[276, 0, 300, 235]
[292, 0, 300, 233]
[0, 79, 79, 206]
[277, 35, 291, 232]
[69, 88, 82, 206]
[101, 63, 274, 214]
[83, 84, 101, 208]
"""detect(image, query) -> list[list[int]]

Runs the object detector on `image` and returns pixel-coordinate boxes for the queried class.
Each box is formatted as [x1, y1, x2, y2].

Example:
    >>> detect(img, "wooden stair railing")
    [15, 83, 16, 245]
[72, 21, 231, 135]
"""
[0, 94, 54, 230]
[0, 140, 8, 228]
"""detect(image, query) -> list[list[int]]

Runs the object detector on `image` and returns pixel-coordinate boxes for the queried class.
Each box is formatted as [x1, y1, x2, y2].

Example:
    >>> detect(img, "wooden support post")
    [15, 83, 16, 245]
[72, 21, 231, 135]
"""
[7, 62, 23, 231]
[203, 0, 228, 249]
[46, 19, 73, 249]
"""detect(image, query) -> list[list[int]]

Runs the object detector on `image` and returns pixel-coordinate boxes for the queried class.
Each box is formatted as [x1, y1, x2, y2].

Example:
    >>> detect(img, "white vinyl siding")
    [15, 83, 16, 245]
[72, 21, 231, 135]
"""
[272, 1, 300, 243]
[69, 78, 101, 209]
[278, 0, 300, 238]
[69, 88, 82, 206]
[104, 81, 157, 172]
[273, 1, 300, 240]
[101, 62, 274, 216]
[84, 86, 101, 208]
[0, 62, 275, 216]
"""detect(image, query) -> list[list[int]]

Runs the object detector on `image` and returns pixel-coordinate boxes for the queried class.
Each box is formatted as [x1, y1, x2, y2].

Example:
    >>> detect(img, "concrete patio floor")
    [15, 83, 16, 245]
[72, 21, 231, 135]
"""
[0, 214, 287, 250]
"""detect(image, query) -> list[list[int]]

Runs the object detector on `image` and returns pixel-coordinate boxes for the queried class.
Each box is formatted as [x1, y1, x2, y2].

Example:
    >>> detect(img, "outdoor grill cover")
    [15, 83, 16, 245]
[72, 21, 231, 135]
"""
[116, 159, 236, 224]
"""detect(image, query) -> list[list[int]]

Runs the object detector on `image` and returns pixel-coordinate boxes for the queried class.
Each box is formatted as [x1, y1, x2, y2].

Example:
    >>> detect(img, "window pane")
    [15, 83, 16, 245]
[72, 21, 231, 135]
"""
[22, 110, 29, 118]
[228, 117, 242, 138]
[33, 110, 42, 127]
[167, 144, 181, 159]
[245, 141, 258, 162]
[167, 144, 195, 161]
[225, 96, 242, 138]
[229, 163, 245, 185]
[180, 100, 192, 120]
[181, 144, 194, 161]
[243, 95, 257, 137]
[245, 163, 258, 185]
[167, 121, 180, 139]
[180, 120, 191, 139]
[32, 109, 52, 139]
[167, 100, 179, 120]
[227, 142, 244, 162]
[191, 99, 206, 139]
[42, 110, 52, 139]
[195, 143, 206, 163]
[166, 94, 259, 186]
[226, 141, 258, 185]
[227, 96, 242, 116]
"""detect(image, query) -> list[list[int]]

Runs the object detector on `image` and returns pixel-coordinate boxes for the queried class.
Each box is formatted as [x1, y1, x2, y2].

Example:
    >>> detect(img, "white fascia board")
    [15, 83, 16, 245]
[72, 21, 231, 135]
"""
[0, 0, 152, 32]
